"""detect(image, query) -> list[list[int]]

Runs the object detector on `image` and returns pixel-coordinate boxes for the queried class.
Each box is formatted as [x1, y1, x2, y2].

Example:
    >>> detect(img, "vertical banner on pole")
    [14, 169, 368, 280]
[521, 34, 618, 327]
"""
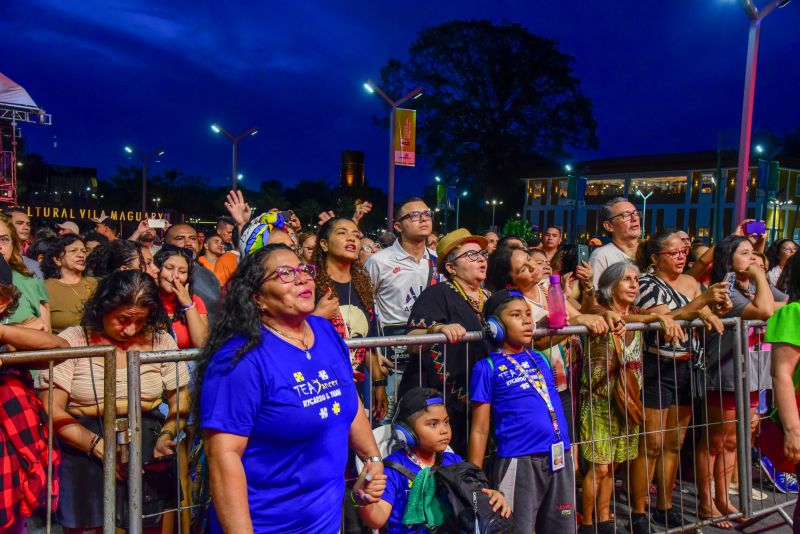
[394, 108, 416, 167]
[446, 186, 457, 211]
[436, 184, 446, 210]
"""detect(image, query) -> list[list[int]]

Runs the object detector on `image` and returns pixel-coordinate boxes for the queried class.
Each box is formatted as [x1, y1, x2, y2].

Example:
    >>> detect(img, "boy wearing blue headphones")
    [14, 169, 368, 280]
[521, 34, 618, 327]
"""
[355, 387, 509, 532]
[468, 289, 577, 533]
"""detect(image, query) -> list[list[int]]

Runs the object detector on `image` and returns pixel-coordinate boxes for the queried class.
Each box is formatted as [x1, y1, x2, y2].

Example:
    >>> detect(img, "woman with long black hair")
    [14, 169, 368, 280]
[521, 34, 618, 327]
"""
[197, 244, 384, 533]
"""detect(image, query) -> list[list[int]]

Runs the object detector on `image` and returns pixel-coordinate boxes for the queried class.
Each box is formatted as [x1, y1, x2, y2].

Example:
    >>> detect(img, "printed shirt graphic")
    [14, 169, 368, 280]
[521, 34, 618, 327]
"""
[381, 450, 462, 534]
[364, 240, 437, 328]
[328, 281, 378, 381]
[200, 316, 358, 534]
[470, 350, 571, 457]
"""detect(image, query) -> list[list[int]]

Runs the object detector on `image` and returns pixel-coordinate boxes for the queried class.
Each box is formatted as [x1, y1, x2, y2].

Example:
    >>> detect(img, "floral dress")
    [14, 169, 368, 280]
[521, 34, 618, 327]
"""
[579, 330, 643, 464]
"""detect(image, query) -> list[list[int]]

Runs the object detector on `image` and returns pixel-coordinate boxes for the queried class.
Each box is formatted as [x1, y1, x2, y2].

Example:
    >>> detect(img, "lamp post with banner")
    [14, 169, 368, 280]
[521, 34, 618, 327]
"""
[124, 146, 164, 218]
[363, 79, 423, 230]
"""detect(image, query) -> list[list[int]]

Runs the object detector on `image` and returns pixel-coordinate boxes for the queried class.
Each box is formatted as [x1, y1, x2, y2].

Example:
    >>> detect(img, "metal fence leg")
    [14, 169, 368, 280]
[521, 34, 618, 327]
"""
[127, 350, 143, 534]
[732, 318, 752, 518]
[103, 348, 117, 534]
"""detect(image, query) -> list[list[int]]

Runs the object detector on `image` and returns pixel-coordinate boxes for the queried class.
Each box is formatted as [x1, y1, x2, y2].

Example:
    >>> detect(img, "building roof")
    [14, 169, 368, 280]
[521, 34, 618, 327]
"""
[519, 150, 800, 179]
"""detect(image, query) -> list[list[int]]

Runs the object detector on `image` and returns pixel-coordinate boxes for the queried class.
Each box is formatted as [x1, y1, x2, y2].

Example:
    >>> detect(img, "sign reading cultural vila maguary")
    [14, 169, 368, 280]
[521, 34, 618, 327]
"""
[20, 205, 168, 222]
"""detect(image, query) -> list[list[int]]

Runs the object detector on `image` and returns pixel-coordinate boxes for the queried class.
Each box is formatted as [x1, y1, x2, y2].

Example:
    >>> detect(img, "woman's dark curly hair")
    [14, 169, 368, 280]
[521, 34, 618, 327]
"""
[42, 235, 86, 280]
[485, 246, 516, 292]
[154, 247, 195, 325]
[710, 235, 750, 285]
[81, 269, 169, 334]
[193, 244, 297, 422]
[312, 217, 374, 310]
[635, 228, 680, 272]
[87, 239, 144, 277]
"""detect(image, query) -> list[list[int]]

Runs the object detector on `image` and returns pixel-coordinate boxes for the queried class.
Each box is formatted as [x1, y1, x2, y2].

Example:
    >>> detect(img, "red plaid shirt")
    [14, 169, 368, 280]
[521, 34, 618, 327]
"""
[0, 369, 60, 530]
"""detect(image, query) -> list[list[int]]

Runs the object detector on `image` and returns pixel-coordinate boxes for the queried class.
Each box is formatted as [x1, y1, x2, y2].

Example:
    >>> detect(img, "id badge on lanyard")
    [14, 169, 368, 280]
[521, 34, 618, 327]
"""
[505, 351, 565, 472]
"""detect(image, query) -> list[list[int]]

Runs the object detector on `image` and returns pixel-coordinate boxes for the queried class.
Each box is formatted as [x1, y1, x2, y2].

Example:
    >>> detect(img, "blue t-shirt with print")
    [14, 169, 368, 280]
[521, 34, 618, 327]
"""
[470, 349, 570, 457]
[381, 450, 462, 534]
[200, 316, 358, 534]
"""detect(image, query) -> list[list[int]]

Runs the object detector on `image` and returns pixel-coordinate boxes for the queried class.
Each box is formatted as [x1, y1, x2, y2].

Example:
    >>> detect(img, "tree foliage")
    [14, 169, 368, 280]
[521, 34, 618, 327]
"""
[378, 19, 598, 205]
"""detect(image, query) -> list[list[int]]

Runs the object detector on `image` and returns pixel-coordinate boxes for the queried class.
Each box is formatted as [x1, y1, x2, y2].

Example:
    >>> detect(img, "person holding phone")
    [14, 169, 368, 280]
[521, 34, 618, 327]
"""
[695, 235, 786, 527]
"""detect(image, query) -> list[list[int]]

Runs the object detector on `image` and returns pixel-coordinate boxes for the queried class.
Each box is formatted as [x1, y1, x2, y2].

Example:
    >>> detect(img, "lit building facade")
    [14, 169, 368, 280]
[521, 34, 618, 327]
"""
[521, 151, 800, 243]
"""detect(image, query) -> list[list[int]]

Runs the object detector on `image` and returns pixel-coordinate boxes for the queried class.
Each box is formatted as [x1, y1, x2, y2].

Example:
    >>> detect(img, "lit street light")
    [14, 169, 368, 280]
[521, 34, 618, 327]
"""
[635, 188, 653, 239]
[210, 123, 258, 192]
[485, 199, 503, 228]
[733, 0, 793, 228]
[124, 145, 164, 217]
[363, 78, 423, 230]
[152, 197, 162, 210]
[456, 190, 468, 228]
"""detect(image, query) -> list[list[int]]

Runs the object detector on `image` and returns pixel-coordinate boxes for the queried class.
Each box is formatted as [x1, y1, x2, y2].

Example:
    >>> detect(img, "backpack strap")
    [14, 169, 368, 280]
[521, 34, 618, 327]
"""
[384, 460, 418, 482]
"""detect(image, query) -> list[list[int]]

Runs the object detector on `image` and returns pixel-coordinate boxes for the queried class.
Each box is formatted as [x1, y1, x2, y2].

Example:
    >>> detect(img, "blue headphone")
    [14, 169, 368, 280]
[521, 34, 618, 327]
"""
[484, 290, 525, 345]
[392, 395, 445, 449]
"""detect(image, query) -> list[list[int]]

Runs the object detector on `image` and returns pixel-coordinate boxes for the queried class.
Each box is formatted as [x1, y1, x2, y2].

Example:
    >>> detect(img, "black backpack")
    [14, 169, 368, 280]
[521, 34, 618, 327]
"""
[384, 460, 519, 534]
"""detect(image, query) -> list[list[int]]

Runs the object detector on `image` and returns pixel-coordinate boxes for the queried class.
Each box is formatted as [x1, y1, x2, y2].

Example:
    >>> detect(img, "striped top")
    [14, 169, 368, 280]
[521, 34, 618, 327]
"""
[635, 274, 697, 359]
[37, 326, 189, 409]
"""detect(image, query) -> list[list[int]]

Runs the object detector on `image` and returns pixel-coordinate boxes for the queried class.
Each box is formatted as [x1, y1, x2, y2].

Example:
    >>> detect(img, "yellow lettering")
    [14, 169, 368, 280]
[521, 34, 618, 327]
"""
[127, 211, 134, 221]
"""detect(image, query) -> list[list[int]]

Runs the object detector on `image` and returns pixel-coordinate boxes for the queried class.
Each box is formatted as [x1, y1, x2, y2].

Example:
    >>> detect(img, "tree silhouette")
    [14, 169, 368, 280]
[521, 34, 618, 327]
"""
[377, 20, 598, 226]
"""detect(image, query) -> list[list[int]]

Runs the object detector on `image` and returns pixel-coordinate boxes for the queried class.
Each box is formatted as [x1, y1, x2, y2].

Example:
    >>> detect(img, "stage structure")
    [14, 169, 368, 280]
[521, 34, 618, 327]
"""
[0, 72, 52, 206]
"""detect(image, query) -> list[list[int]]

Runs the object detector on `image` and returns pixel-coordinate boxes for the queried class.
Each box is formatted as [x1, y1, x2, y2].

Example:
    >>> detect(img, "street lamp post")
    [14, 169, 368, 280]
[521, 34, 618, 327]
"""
[485, 199, 503, 228]
[733, 0, 792, 228]
[152, 197, 161, 210]
[456, 191, 468, 229]
[124, 146, 164, 217]
[364, 79, 423, 230]
[211, 124, 258, 192]
[636, 189, 653, 239]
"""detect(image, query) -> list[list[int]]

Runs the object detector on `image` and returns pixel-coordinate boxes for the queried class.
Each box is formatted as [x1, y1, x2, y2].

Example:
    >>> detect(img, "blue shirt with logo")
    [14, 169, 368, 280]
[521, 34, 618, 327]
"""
[200, 316, 358, 533]
[470, 349, 570, 457]
[381, 450, 462, 534]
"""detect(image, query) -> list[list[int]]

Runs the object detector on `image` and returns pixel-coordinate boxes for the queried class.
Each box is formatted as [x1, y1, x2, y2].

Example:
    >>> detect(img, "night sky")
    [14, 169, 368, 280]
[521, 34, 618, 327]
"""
[2, 1, 799, 202]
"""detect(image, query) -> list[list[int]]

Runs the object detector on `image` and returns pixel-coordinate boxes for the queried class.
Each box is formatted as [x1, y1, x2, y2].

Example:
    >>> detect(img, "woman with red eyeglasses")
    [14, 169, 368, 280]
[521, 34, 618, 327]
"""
[628, 229, 729, 532]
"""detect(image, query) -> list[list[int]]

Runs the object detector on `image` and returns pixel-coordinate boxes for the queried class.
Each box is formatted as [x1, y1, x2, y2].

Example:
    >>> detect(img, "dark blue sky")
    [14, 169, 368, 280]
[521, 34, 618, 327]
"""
[2, 1, 799, 201]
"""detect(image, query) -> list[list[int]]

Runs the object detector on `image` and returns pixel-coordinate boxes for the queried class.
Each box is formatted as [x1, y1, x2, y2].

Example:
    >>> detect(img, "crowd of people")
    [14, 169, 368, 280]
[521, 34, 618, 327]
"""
[0, 193, 799, 534]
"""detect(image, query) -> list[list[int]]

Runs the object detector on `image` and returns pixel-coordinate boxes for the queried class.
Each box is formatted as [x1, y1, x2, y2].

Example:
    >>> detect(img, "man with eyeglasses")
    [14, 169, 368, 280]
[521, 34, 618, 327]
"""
[165, 224, 221, 325]
[365, 197, 438, 420]
[589, 197, 642, 286]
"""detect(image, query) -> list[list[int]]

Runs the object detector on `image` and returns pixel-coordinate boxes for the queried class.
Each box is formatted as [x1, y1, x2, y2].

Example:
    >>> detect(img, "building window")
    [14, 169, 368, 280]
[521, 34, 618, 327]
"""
[586, 179, 625, 203]
[630, 176, 688, 204]
[554, 179, 568, 205]
[701, 173, 714, 195]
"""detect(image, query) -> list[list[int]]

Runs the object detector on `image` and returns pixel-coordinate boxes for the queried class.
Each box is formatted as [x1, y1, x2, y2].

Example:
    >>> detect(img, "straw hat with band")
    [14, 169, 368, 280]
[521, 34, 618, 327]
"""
[436, 228, 488, 273]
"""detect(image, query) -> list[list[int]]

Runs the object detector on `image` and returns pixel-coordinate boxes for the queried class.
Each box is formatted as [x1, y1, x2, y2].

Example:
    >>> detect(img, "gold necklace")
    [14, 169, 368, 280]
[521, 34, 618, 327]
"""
[264, 321, 312, 360]
[451, 279, 485, 313]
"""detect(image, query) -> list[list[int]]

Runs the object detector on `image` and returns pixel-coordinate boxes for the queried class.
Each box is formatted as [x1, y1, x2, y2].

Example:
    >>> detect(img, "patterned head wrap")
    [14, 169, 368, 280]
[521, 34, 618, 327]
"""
[239, 210, 287, 256]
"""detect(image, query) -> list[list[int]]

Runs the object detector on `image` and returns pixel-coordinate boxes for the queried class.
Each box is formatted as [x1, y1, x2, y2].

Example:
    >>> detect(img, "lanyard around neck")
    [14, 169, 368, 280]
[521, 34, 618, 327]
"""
[502, 350, 561, 439]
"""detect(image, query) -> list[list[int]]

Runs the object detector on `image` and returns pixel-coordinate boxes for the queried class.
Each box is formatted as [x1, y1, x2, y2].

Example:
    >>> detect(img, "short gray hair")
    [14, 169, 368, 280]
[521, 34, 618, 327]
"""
[600, 197, 630, 223]
[597, 261, 640, 306]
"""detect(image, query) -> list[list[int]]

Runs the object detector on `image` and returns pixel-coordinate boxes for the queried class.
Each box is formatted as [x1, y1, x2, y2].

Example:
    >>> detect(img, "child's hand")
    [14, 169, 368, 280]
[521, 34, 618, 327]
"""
[481, 488, 511, 518]
[353, 460, 387, 504]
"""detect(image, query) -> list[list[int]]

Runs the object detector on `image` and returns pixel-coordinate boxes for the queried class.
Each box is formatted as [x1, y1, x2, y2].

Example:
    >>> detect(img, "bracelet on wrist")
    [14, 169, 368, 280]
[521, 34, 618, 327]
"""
[426, 324, 438, 335]
[180, 301, 195, 312]
[87, 434, 102, 458]
[373, 378, 387, 388]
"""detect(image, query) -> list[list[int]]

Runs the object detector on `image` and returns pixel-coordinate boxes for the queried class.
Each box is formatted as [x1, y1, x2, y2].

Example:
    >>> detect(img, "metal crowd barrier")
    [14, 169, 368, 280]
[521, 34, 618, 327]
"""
[0, 346, 117, 534]
[2, 317, 794, 533]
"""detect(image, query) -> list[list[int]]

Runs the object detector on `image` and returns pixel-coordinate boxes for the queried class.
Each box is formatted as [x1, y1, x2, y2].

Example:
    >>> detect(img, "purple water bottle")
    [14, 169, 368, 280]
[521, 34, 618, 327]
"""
[547, 274, 567, 329]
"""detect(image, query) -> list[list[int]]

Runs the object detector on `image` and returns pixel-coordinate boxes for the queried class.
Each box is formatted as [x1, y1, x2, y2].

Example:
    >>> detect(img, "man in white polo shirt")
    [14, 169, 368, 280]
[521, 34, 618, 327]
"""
[589, 196, 641, 286]
[365, 197, 437, 419]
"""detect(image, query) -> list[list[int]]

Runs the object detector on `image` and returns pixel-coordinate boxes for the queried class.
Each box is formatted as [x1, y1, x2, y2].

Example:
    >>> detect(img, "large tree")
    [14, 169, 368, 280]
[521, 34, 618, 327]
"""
[378, 19, 598, 216]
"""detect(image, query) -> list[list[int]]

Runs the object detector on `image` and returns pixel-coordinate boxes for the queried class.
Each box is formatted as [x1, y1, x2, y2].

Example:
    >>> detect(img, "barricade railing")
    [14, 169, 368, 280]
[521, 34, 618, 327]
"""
[0, 346, 117, 534]
[6, 318, 787, 533]
[122, 319, 792, 533]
